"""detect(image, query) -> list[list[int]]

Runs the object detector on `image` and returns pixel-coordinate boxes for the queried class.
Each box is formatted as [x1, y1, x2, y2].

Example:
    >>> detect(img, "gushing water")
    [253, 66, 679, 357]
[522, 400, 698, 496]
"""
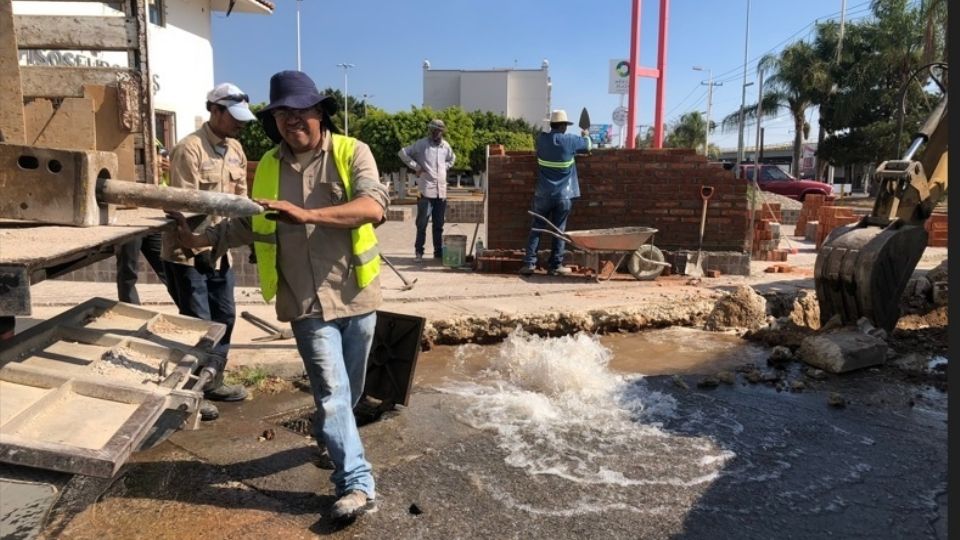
[435, 329, 735, 515]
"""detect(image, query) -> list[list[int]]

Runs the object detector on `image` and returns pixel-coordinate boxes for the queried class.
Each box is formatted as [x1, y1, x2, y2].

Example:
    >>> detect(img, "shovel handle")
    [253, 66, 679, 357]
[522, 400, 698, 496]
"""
[700, 185, 715, 201]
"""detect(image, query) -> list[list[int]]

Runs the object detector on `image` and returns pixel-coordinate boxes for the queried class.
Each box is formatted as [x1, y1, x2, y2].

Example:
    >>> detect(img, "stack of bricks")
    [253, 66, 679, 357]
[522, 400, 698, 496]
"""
[925, 213, 948, 247]
[815, 205, 860, 248]
[757, 202, 782, 225]
[752, 218, 789, 262]
[795, 194, 827, 235]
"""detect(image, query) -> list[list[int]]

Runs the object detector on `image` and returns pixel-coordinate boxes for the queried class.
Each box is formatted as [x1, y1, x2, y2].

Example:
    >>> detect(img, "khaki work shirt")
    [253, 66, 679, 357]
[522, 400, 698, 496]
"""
[205, 130, 389, 323]
[162, 122, 248, 266]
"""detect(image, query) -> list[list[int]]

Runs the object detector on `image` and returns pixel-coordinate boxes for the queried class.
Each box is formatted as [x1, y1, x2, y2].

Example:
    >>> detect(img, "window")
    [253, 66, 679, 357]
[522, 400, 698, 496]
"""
[154, 110, 176, 151]
[761, 167, 792, 182]
[148, 0, 165, 26]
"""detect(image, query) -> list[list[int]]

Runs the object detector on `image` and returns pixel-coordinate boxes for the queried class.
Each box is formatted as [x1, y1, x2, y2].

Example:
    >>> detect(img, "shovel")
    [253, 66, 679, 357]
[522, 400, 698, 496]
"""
[687, 185, 715, 278]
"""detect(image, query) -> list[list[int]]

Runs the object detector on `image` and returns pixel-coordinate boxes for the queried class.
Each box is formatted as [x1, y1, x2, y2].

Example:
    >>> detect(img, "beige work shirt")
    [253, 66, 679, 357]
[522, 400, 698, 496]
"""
[205, 130, 389, 323]
[162, 122, 248, 266]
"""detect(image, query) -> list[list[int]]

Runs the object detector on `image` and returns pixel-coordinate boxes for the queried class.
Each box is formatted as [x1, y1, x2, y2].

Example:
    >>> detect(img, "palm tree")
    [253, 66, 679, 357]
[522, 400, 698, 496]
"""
[665, 111, 713, 155]
[722, 42, 830, 176]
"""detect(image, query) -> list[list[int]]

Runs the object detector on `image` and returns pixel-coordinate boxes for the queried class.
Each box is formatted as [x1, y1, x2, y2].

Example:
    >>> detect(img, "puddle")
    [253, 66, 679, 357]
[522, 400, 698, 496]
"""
[423, 329, 740, 516]
[0, 479, 58, 540]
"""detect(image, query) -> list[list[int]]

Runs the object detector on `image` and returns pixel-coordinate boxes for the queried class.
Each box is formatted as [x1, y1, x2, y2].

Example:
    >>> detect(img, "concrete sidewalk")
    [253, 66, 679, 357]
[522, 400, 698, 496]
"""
[21, 220, 948, 373]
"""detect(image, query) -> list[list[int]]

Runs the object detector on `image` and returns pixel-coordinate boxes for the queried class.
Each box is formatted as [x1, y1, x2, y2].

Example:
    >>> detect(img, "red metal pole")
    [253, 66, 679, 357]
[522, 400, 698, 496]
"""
[625, 0, 641, 149]
[652, 0, 669, 148]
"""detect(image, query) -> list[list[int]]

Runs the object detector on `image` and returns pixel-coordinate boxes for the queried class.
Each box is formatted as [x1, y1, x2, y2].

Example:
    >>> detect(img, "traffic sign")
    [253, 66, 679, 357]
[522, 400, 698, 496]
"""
[608, 59, 630, 94]
[612, 106, 627, 127]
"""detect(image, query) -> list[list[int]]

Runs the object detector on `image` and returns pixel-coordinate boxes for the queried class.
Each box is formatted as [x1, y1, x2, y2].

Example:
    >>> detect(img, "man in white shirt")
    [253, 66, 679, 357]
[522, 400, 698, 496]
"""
[398, 119, 456, 262]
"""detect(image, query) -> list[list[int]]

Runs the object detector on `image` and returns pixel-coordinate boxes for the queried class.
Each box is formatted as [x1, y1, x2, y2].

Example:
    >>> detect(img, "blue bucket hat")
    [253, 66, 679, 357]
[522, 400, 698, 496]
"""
[257, 70, 339, 143]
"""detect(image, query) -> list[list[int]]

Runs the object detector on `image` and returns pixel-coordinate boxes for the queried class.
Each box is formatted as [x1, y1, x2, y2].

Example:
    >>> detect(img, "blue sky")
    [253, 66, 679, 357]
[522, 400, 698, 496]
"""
[212, 0, 875, 150]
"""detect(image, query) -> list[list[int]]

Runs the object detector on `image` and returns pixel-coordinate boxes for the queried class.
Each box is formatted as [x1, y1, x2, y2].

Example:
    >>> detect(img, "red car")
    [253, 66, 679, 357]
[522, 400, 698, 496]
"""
[737, 164, 833, 201]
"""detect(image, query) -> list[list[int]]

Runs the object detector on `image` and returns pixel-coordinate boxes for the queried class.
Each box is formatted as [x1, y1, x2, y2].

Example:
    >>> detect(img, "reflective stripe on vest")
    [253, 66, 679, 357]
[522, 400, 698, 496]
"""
[537, 157, 576, 169]
[250, 136, 381, 303]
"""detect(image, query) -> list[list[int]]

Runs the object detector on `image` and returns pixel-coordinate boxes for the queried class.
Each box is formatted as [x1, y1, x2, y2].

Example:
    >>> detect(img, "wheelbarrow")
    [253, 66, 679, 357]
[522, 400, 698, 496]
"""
[528, 211, 671, 281]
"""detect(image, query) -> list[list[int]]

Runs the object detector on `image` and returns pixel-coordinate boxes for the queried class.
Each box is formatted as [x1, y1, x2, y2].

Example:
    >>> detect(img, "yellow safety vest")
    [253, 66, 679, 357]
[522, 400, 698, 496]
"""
[251, 134, 381, 302]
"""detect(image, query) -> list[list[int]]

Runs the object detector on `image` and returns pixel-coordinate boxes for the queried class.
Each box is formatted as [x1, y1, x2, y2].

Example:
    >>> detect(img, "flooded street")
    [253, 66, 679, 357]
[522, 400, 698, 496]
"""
[19, 328, 948, 539]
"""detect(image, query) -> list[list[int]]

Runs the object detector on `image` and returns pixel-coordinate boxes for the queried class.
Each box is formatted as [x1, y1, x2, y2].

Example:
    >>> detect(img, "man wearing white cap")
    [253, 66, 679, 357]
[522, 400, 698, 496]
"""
[162, 82, 256, 420]
[520, 109, 591, 276]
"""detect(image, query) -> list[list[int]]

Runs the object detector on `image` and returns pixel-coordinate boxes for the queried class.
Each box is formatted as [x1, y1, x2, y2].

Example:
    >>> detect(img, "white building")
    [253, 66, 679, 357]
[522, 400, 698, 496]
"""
[13, 0, 273, 148]
[423, 60, 551, 129]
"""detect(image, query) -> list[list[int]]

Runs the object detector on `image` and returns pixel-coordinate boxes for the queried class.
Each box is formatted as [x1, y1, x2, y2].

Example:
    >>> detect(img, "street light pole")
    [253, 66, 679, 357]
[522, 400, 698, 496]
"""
[361, 93, 374, 117]
[693, 66, 722, 157]
[736, 0, 752, 168]
[336, 63, 355, 136]
[295, 0, 302, 70]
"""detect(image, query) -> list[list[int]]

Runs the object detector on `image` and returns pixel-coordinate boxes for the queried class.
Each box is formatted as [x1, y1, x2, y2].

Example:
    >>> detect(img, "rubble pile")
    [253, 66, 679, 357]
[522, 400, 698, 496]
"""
[703, 285, 768, 331]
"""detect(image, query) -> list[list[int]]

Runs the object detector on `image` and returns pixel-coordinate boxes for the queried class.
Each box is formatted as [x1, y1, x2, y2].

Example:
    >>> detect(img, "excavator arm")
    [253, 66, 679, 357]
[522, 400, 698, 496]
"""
[814, 93, 947, 333]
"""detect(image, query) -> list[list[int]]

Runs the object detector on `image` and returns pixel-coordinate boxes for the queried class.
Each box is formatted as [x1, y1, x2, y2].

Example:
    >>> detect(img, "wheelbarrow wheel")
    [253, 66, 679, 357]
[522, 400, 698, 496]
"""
[628, 245, 666, 281]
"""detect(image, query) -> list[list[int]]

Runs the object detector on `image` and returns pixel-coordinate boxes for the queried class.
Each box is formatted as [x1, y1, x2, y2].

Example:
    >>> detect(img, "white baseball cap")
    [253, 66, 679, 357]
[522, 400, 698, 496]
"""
[206, 83, 256, 122]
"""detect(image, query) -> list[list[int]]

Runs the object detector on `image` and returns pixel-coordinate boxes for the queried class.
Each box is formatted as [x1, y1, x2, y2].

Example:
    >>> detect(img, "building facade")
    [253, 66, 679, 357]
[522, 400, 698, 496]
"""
[14, 0, 273, 149]
[423, 60, 551, 129]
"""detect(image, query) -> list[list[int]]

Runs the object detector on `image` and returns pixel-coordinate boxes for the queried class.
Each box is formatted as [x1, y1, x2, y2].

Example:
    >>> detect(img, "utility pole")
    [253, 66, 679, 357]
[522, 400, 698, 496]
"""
[336, 63, 355, 136]
[295, 0, 302, 70]
[693, 66, 722, 157]
[753, 67, 765, 165]
[837, 0, 847, 62]
[736, 0, 752, 169]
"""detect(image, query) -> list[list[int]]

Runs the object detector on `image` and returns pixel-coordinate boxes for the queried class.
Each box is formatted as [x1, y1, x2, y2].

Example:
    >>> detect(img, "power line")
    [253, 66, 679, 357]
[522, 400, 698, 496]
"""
[709, 1, 873, 85]
[665, 85, 707, 119]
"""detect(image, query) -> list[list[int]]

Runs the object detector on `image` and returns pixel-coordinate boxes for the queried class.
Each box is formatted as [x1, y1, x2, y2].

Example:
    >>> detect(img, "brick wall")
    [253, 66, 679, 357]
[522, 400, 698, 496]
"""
[486, 148, 749, 252]
[925, 213, 947, 247]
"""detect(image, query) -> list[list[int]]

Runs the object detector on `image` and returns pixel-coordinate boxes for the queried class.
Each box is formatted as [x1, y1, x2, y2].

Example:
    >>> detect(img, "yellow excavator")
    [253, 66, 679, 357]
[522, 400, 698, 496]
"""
[815, 67, 947, 333]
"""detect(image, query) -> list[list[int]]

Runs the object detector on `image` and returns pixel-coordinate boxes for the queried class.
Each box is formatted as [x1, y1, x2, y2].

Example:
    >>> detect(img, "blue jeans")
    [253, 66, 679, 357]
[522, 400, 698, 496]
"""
[292, 312, 377, 499]
[523, 196, 573, 269]
[415, 197, 447, 258]
[116, 233, 177, 305]
[163, 256, 235, 359]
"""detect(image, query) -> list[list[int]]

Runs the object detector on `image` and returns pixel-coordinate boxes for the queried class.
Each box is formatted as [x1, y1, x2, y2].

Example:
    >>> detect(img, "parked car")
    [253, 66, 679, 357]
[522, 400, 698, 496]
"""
[736, 164, 833, 201]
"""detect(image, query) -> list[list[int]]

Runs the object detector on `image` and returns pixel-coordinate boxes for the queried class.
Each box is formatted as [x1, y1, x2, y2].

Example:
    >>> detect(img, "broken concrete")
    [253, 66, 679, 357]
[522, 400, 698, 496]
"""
[703, 285, 767, 331]
[423, 298, 717, 347]
[798, 330, 889, 374]
[925, 259, 947, 284]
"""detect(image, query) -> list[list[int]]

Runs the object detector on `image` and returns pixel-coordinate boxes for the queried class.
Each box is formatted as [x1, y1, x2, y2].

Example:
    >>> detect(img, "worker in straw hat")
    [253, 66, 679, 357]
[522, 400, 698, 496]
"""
[519, 109, 591, 276]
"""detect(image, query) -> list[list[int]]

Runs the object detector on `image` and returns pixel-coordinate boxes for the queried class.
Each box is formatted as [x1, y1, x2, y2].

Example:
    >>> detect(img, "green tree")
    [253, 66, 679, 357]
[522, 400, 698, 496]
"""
[236, 102, 274, 161]
[722, 41, 830, 175]
[815, 0, 941, 167]
[469, 130, 534, 172]
[664, 112, 713, 154]
[354, 106, 476, 174]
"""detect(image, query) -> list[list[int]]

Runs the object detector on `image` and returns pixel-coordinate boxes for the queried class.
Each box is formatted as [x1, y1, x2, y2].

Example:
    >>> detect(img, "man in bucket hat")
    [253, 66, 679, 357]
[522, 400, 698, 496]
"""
[398, 118, 456, 262]
[162, 82, 256, 421]
[168, 70, 388, 524]
[519, 109, 591, 276]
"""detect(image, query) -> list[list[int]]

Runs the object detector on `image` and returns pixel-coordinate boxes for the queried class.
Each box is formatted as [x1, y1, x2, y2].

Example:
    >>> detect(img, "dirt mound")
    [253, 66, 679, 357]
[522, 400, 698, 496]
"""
[704, 286, 768, 331]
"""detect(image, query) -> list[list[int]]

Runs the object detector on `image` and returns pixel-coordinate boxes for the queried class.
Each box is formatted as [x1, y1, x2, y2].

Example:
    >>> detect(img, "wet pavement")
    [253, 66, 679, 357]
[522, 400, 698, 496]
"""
[27, 330, 947, 540]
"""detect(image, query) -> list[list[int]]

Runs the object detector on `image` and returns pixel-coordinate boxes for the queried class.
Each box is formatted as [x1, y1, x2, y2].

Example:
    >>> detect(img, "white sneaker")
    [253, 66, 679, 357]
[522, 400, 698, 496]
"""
[548, 266, 572, 276]
[519, 265, 535, 276]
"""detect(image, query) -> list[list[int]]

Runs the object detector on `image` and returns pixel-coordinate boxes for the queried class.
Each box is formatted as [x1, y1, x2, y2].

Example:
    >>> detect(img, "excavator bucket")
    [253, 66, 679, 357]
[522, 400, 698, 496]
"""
[814, 218, 928, 334]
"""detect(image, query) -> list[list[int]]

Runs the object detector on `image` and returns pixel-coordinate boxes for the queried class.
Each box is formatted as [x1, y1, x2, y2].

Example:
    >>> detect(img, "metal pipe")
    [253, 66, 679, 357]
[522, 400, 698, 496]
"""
[96, 179, 264, 218]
